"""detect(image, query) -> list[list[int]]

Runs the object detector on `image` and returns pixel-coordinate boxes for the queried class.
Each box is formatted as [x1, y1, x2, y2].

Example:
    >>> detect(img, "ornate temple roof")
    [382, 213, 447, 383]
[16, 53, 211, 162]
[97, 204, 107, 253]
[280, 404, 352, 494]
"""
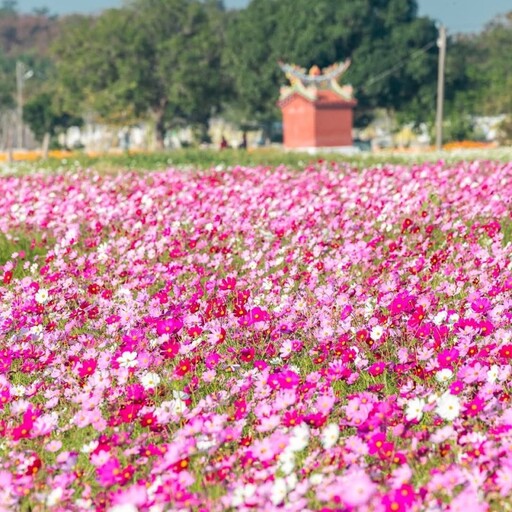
[277, 60, 356, 107]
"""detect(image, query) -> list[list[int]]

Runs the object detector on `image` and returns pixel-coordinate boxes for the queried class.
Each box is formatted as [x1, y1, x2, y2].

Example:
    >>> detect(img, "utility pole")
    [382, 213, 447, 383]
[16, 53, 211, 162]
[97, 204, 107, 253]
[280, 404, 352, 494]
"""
[435, 25, 447, 151]
[15, 61, 33, 150]
[16, 60, 24, 149]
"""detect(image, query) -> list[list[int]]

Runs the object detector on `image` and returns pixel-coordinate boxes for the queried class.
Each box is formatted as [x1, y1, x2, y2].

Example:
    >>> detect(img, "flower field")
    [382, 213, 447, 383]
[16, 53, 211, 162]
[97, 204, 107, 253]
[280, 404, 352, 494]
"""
[1, 160, 512, 511]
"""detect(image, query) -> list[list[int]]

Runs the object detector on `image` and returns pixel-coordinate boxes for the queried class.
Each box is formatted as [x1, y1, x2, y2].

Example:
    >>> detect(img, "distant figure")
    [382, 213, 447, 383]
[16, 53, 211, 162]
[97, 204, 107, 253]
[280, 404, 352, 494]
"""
[119, 128, 131, 152]
[220, 136, 228, 150]
[239, 132, 248, 150]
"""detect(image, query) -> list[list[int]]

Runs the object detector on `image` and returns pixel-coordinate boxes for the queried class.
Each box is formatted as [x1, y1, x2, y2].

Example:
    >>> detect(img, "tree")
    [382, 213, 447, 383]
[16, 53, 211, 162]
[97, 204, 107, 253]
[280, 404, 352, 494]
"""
[225, 0, 439, 125]
[435, 11, 512, 140]
[471, 12, 512, 115]
[0, 50, 14, 108]
[33, 7, 50, 17]
[53, 1, 227, 148]
[23, 90, 82, 145]
[0, 0, 17, 16]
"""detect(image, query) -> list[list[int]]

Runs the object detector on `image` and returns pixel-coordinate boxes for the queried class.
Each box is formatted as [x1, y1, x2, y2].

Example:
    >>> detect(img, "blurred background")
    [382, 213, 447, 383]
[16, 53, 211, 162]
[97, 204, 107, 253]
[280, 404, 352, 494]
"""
[0, 0, 510, 156]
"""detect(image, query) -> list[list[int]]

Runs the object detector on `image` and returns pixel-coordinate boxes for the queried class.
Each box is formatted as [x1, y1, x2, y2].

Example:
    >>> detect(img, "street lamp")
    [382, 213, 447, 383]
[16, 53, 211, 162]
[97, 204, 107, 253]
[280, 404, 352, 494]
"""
[16, 61, 33, 149]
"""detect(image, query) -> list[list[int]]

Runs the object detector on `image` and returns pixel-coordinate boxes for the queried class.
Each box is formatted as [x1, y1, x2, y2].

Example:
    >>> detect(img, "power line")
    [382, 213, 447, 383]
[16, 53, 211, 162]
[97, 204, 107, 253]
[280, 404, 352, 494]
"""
[362, 39, 437, 91]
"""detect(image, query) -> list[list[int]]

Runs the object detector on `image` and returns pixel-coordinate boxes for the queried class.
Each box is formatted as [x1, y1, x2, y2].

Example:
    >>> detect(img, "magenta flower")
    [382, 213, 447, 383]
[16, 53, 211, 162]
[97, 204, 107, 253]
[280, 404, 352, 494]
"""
[471, 297, 492, 314]
[437, 348, 459, 369]
[465, 396, 485, 417]
[368, 361, 386, 376]
[97, 458, 121, 487]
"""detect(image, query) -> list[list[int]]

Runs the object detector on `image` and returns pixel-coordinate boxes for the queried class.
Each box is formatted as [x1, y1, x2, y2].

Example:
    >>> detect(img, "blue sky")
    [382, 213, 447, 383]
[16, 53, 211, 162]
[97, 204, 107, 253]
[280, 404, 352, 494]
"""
[16, 0, 511, 33]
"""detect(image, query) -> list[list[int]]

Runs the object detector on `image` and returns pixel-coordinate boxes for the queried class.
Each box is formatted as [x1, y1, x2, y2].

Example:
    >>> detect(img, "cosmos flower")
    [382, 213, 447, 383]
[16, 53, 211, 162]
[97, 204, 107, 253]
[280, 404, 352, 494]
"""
[1, 159, 511, 511]
[320, 423, 340, 449]
[139, 372, 161, 390]
[117, 351, 138, 369]
[35, 288, 49, 304]
[405, 397, 426, 422]
[436, 392, 461, 421]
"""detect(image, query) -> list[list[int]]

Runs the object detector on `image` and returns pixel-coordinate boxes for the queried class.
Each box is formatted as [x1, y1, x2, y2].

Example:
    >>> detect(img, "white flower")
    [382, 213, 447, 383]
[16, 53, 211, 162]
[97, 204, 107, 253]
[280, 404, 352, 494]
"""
[436, 392, 461, 421]
[279, 458, 296, 475]
[140, 372, 161, 390]
[261, 279, 273, 291]
[108, 505, 138, 512]
[232, 484, 257, 507]
[278, 448, 296, 475]
[433, 311, 447, 325]
[364, 302, 374, 317]
[370, 325, 384, 341]
[285, 473, 298, 491]
[11, 385, 26, 397]
[30, 324, 43, 336]
[81, 440, 99, 453]
[196, 435, 216, 452]
[279, 448, 295, 465]
[310, 473, 324, 485]
[288, 424, 310, 452]
[271, 477, 288, 505]
[46, 487, 63, 507]
[487, 365, 499, 383]
[168, 398, 186, 415]
[288, 437, 308, 453]
[172, 390, 190, 400]
[435, 368, 454, 383]
[448, 313, 459, 325]
[405, 397, 426, 422]
[427, 393, 439, 404]
[35, 288, 49, 304]
[231, 487, 245, 507]
[117, 351, 138, 368]
[243, 484, 256, 500]
[75, 499, 93, 510]
[321, 423, 340, 449]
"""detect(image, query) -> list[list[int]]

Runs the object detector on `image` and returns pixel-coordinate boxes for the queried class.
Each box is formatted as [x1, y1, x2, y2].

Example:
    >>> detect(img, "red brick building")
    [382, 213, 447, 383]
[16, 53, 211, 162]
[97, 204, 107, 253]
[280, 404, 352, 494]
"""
[278, 61, 357, 149]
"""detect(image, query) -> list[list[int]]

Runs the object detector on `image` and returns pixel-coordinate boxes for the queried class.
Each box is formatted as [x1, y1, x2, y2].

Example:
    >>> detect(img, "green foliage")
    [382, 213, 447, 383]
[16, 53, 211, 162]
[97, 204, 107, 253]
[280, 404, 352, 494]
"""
[497, 116, 512, 145]
[0, 6, 59, 113]
[475, 13, 512, 115]
[225, 0, 439, 124]
[3, 147, 512, 179]
[23, 90, 82, 142]
[53, 1, 227, 147]
[0, 0, 17, 16]
[0, 231, 47, 279]
[442, 114, 481, 143]
[0, 51, 14, 108]
[449, 13, 512, 120]
[52, 12, 151, 124]
[0, 1, 509, 142]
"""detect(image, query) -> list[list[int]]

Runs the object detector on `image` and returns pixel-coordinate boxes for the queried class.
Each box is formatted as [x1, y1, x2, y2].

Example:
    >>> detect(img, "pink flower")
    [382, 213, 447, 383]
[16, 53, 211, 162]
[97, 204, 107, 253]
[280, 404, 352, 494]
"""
[471, 297, 492, 314]
[437, 348, 459, 369]
[97, 458, 121, 487]
[156, 317, 183, 336]
[315, 395, 335, 415]
[340, 469, 376, 507]
[368, 361, 386, 376]
[449, 380, 464, 395]
[465, 396, 485, 417]
[45, 440, 62, 452]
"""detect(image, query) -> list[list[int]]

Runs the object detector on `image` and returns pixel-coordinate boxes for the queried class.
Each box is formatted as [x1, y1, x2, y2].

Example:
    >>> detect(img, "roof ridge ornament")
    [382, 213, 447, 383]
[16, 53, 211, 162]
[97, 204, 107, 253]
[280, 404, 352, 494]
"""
[278, 60, 354, 103]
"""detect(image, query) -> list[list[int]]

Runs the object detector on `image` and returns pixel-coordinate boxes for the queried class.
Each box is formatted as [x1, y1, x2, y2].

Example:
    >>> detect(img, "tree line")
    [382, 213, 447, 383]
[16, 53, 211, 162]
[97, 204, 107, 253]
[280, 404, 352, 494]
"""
[0, 0, 510, 147]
